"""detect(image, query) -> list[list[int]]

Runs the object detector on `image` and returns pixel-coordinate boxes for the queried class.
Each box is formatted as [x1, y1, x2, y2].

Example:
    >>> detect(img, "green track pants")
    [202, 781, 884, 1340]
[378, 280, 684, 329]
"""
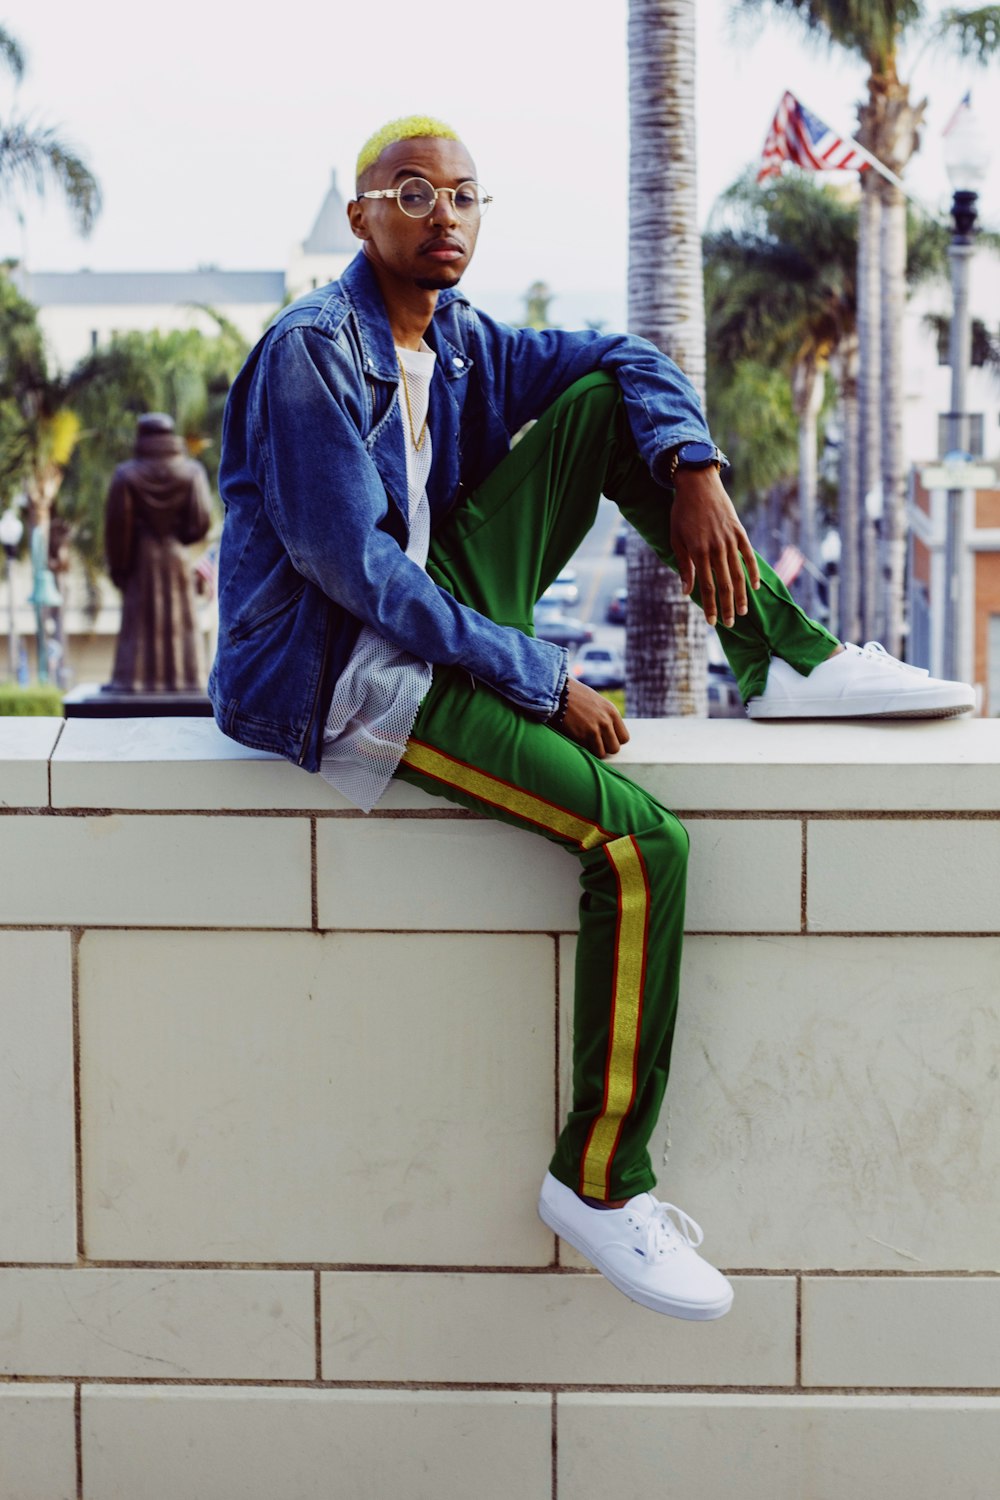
[396, 373, 836, 1201]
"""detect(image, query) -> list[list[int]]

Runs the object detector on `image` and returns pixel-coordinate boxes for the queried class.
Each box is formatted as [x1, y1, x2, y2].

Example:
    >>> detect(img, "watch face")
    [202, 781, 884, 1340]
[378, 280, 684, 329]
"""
[678, 442, 717, 464]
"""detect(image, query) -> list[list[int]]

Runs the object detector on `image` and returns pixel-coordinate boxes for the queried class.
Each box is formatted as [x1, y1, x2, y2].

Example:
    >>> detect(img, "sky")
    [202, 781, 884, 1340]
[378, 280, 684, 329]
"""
[2, 0, 999, 328]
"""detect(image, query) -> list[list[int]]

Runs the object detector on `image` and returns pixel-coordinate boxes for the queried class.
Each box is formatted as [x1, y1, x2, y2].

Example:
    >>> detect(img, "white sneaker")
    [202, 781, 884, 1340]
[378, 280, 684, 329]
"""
[746, 641, 975, 720]
[537, 1171, 733, 1320]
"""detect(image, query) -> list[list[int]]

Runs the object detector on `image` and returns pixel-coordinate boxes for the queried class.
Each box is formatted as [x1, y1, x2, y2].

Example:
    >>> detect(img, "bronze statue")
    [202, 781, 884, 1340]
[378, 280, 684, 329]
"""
[105, 414, 212, 692]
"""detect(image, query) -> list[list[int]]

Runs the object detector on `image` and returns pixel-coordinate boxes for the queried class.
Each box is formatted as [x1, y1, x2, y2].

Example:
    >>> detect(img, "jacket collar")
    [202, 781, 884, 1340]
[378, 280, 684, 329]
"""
[339, 251, 469, 383]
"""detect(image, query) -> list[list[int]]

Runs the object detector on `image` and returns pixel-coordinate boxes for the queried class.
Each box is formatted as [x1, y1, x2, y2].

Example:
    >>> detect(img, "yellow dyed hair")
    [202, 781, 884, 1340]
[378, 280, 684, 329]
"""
[355, 115, 460, 186]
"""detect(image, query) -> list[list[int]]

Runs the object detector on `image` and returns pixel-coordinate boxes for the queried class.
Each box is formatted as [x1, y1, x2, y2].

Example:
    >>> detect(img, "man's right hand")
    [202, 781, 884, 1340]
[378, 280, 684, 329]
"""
[559, 677, 629, 758]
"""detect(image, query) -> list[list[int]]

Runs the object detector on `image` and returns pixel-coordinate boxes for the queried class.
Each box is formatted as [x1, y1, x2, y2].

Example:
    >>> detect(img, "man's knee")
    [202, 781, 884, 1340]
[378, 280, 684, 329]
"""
[627, 803, 689, 872]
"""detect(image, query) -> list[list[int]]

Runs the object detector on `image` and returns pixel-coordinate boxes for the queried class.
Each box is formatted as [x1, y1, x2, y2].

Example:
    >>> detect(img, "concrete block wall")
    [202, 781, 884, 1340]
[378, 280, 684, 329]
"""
[1, 713, 999, 1500]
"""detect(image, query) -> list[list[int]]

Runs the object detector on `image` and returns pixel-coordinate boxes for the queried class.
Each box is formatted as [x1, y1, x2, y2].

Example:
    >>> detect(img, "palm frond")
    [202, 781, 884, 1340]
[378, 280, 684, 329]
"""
[0, 26, 25, 81]
[0, 118, 102, 234]
[938, 5, 1000, 59]
[733, 0, 924, 68]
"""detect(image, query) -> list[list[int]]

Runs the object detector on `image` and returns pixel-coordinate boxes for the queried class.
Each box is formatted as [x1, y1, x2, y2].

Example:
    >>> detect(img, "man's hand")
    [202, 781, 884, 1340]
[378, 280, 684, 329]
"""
[670, 467, 761, 629]
[560, 678, 630, 758]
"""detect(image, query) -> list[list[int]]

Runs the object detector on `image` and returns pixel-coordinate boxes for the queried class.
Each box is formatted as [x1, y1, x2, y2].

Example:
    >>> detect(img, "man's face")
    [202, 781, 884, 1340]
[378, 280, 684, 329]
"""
[349, 136, 481, 291]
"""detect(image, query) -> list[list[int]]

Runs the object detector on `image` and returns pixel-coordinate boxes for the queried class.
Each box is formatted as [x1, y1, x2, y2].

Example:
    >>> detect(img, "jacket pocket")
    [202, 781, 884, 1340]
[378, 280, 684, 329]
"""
[228, 584, 305, 642]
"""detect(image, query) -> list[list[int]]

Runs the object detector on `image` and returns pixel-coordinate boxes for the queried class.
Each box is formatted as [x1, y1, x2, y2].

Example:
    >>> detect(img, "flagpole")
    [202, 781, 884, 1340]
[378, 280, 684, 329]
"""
[850, 140, 945, 224]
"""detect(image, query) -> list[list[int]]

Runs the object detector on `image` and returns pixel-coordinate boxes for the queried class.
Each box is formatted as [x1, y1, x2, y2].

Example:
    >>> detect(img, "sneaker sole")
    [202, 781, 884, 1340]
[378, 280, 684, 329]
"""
[538, 1195, 734, 1321]
[746, 697, 975, 720]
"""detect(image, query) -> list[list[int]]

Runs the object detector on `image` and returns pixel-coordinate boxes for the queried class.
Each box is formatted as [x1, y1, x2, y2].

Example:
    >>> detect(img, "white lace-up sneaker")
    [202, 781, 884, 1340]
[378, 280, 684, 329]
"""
[538, 1172, 733, 1320]
[746, 641, 975, 720]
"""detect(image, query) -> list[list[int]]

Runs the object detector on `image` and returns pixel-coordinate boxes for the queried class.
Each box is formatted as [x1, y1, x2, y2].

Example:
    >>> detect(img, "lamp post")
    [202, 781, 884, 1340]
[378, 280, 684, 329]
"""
[0, 508, 24, 681]
[820, 527, 842, 638]
[942, 102, 990, 683]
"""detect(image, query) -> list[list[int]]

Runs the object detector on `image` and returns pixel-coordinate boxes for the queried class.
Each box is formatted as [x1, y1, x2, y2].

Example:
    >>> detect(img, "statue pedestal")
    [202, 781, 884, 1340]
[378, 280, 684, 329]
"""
[63, 685, 213, 719]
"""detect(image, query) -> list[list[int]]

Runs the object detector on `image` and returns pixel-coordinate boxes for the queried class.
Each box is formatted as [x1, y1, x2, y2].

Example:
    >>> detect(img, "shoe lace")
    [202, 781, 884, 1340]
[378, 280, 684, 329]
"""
[857, 641, 928, 677]
[631, 1200, 704, 1260]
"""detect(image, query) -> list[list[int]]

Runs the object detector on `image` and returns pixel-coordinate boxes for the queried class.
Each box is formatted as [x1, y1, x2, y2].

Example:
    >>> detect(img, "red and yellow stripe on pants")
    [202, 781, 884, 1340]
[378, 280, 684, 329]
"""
[398, 728, 683, 1203]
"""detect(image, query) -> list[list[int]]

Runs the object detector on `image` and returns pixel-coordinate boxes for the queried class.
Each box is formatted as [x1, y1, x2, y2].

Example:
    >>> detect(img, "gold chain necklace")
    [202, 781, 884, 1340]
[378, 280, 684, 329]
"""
[397, 354, 428, 452]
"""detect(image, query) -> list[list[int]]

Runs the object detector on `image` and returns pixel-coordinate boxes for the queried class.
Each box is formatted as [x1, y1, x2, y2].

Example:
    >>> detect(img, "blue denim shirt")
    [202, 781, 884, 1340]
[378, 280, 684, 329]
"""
[208, 251, 712, 771]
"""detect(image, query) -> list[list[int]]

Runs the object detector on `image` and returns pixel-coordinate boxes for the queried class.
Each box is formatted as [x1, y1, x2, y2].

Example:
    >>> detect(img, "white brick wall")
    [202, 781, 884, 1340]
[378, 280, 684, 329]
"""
[2, 714, 998, 1500]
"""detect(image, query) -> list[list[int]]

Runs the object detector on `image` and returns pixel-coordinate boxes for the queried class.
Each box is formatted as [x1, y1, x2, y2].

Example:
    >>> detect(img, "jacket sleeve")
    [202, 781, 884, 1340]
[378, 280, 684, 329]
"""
[250, 325, 567, 719]
[472, 311, 714, 484]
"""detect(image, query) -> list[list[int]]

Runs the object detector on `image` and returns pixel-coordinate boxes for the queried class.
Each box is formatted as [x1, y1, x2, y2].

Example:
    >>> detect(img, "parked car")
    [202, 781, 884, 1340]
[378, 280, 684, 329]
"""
[605, 588, 627, 626]
[614, 521, 631, 556]
[533, 611, 594, 650]
[540, 568, 580, 607]
[707, 666, 745, 719]
[570, 645, 625, 690]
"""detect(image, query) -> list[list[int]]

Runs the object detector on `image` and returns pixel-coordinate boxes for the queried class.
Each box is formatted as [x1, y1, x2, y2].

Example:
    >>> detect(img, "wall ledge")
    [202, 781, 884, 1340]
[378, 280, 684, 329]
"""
[0, 714, 997, 813]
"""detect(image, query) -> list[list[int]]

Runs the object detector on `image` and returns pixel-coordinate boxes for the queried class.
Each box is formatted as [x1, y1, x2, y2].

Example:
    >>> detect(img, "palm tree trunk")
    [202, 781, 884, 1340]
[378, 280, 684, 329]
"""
[856, 170, 882, 642]
[792, 357, 822, 619]
[835, 336, 860, 643]
[625, 0, 707, 717]
[880, 180, 908, 656]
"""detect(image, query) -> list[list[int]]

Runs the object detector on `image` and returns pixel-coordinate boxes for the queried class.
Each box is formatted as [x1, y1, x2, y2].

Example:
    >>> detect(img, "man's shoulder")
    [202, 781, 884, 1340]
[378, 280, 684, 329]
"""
[265, 282, 352, 346]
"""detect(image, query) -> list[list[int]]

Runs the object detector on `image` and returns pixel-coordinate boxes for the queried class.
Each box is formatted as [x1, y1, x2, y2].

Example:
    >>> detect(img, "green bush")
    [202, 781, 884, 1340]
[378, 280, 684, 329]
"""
[0, 683, 64, 716]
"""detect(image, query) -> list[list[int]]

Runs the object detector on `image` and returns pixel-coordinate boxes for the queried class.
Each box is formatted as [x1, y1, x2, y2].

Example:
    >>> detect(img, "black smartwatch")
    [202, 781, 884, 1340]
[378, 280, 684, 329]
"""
[669, 441, 729, 480]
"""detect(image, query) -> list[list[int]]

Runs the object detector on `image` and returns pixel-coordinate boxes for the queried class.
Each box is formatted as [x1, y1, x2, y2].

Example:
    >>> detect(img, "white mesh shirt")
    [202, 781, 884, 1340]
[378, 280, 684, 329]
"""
[319, 343, 436, 811]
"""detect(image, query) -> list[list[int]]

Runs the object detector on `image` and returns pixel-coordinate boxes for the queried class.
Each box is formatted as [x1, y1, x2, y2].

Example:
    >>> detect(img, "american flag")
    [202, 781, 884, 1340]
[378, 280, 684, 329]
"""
[758, 92, 871, 182]
[773, 544, 805, 586]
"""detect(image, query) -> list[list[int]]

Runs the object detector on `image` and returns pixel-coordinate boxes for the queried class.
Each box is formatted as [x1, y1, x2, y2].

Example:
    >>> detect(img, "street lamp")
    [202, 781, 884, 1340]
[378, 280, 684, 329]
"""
[942, 100, 991, 682]
[0, 507, 24, 682]
[820, 527, 842, 636]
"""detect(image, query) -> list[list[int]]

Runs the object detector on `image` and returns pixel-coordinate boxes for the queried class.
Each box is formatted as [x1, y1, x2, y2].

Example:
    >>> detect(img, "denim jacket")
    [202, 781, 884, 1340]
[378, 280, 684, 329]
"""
[208, 251, 712, 772]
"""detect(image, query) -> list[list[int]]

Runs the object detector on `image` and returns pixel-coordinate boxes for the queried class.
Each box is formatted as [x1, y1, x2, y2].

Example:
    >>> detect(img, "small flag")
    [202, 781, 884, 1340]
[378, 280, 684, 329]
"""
[773, 544, 805, 586]
[942, 90, 971, 138]
[758, 92, 871, 182]
[194, 544, 218, 600]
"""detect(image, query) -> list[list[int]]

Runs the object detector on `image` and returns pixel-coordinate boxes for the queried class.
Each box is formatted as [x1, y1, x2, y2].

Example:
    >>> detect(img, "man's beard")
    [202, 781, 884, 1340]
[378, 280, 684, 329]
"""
[415, 273, 463, 291]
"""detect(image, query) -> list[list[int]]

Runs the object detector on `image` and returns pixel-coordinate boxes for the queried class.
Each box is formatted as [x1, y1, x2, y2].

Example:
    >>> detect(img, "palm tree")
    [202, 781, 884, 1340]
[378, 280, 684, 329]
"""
[705, 173, 857, 620]
[0, 25, 101, 236]
[626, 0, 707, 717]
[738, 2, 1000, 656]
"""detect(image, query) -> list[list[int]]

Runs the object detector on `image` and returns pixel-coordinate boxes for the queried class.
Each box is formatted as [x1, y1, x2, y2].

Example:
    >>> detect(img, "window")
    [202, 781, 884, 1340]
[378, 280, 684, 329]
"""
[938, 413, 984, 457]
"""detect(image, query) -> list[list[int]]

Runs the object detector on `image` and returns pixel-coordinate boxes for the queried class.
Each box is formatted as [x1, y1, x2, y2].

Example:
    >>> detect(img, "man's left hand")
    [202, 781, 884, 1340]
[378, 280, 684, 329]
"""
[669, 468, 761, 629]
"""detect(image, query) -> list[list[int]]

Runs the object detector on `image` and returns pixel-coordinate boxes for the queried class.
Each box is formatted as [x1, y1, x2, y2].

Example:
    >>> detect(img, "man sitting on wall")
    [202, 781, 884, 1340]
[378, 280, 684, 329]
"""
[209, 115, 974, 1322]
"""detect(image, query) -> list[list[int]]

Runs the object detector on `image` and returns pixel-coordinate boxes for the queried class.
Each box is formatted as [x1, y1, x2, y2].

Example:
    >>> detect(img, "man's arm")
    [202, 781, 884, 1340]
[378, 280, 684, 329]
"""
[471, 313, 711, 484]
[473, 312, 761, 629]
[669, 466, 761, 629]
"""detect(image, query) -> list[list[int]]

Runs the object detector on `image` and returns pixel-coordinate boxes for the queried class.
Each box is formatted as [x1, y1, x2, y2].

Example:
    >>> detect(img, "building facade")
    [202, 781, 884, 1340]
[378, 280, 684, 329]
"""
[15, 171, 356, 373]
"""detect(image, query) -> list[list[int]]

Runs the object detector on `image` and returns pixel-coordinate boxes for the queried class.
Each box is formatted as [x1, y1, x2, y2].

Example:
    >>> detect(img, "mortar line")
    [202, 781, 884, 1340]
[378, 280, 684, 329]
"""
[2, 1375, 998, 1396]
[3, 922, 996, 938]
[5, 804, 1000, 820]
[314, 1270, 322, 1381]
[553, 935, 561, 1269]
[48, 718, 67, 809]
[1, 1260, 996, 1276]
[551, 1389, 558, 1500]
[796, 1275, 803, 1388]
[311, 819, 318, 931]
[801, 820, 808, 933]
[71, 929, 84, 1261]
[75, 1381, 82, 1500]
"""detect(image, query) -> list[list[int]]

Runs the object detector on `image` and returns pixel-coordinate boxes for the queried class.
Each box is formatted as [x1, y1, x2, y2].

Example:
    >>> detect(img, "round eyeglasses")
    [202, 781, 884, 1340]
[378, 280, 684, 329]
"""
[356, 177, 492, 221]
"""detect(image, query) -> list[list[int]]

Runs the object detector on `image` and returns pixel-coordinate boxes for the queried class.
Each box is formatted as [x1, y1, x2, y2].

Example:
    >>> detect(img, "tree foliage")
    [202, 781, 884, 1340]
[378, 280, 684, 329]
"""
[736, 1, 1000, 72]
[0, 261, 56, 503]
[0, 25, 101, 235]
[58, 319, 250, 576]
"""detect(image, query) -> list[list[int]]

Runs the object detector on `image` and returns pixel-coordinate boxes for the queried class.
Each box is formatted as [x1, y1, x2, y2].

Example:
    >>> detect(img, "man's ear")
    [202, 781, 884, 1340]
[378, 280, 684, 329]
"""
[347, 200, 369, 242]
